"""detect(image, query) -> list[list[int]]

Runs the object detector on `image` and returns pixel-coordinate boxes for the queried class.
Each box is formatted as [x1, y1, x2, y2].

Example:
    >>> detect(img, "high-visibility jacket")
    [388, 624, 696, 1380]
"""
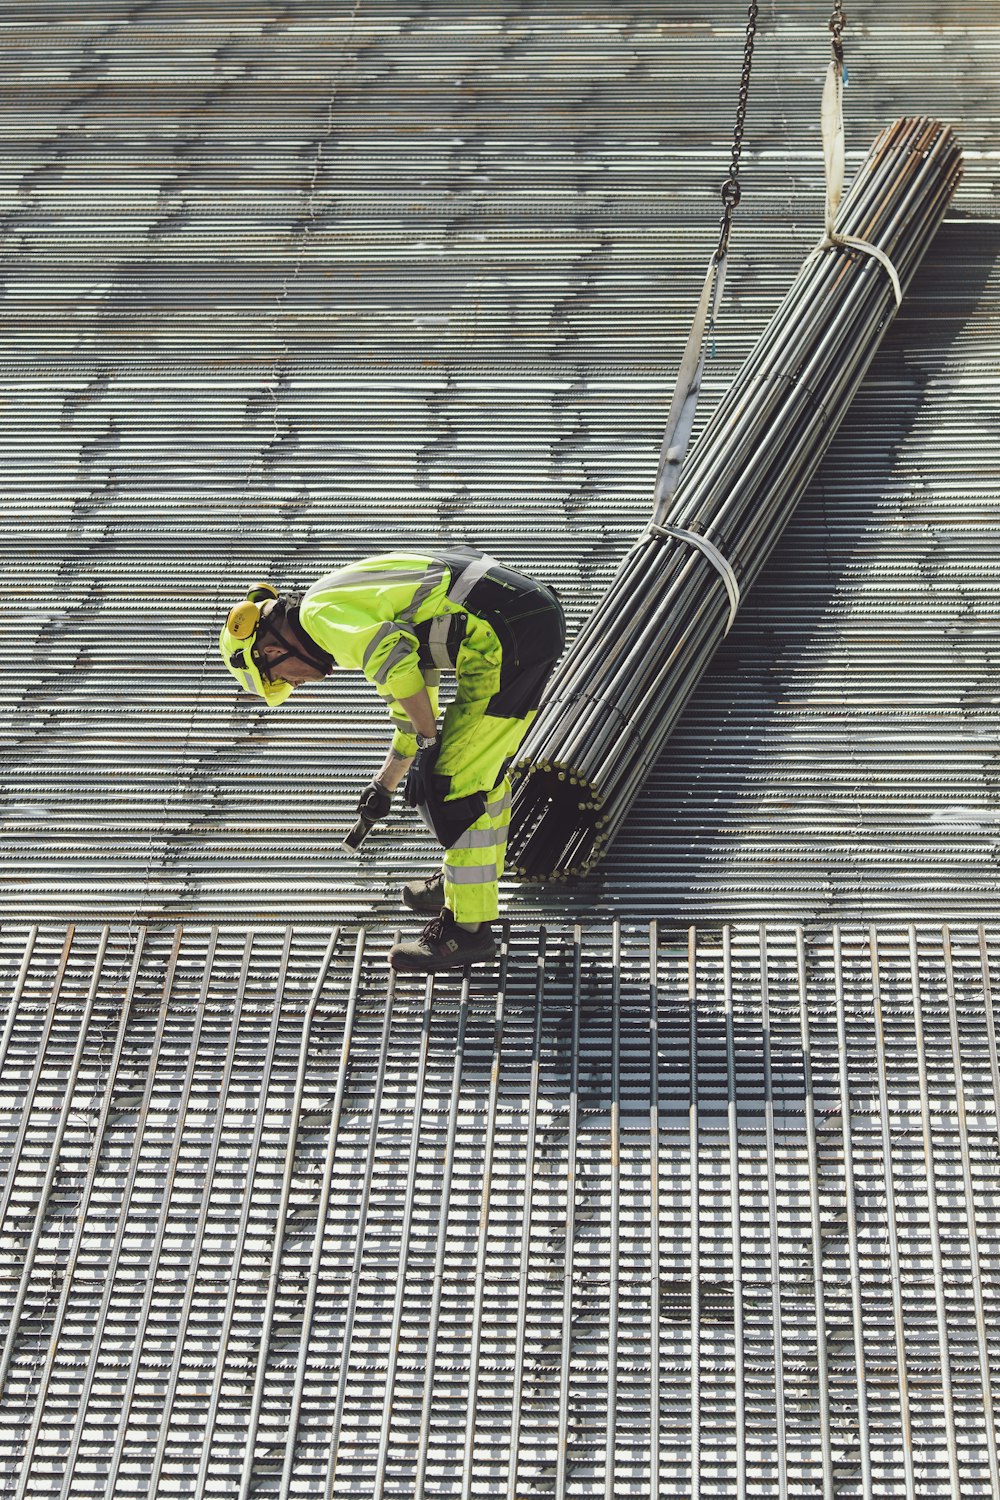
[299, 547, 560, 758]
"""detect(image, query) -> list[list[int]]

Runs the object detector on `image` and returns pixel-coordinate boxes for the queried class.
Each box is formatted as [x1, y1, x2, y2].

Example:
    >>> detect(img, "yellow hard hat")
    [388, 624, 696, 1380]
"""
[218, 584, 294, 706]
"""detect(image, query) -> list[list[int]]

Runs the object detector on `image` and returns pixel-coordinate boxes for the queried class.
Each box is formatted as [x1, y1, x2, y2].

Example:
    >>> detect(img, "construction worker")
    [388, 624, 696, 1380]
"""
[219, 548, 565, 972]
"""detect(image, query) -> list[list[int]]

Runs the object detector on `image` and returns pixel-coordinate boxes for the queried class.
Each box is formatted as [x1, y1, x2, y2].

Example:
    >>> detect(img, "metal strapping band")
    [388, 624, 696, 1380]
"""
[648, 522, 741, 635]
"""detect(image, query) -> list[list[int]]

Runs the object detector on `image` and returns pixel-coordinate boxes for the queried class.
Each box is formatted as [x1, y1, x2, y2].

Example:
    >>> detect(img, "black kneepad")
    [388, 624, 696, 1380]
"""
[425, 778, 486, 848]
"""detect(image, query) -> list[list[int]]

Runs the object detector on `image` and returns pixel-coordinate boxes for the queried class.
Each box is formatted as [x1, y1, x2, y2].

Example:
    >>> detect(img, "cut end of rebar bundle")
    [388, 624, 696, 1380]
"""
[506, 765, 603, 880]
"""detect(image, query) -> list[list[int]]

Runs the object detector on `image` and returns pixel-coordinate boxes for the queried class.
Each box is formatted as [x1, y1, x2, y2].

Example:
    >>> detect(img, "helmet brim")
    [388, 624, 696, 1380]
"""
[219, 625, 294, 706]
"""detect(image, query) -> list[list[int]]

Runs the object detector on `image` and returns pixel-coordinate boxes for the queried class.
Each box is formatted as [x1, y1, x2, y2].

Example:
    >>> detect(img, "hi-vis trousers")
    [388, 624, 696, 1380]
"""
[431, 583, 564, 924]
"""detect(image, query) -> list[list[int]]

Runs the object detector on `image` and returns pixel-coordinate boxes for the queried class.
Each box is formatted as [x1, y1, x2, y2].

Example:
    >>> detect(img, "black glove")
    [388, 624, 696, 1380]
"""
[403, 742, 440, 810]
[342, 780, 392, 851]
[356, 780, 392, 823]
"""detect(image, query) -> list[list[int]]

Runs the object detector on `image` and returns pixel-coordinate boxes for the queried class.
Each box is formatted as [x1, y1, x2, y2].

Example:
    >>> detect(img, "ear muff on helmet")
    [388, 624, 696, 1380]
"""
[225, 583, 280, 643]
[219, 583, 293, 706]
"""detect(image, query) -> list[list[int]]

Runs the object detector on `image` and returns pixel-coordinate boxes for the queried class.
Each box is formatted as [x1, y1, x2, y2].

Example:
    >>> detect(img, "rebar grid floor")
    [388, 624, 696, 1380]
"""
[1, 921, 999, 1497]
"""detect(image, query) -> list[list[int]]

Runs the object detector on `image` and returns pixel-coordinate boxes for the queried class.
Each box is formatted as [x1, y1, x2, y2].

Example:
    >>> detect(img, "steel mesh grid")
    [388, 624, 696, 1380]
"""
[1, 921, 999, 1496]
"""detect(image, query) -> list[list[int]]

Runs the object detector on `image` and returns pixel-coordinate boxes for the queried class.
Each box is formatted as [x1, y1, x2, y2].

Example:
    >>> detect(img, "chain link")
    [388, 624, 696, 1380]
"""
[715, 0, 759, 263]
[829, 0, 847, 65]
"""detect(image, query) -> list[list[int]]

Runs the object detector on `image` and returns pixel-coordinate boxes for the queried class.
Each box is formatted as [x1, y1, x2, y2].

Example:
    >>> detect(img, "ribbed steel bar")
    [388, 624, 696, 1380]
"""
[0, 929, 73, 1247]
[6, 924, 107, 1485]
[280, 929, 365, 1494]
[58, 927, 182, 1487]
[103, 929, 217, 1493]
[648, 922, 661, 1498]
[687, 927, 699, 1499]
[12, 929, 140, 1496]
[461, 927, 509, 1500]
[722, 928, 746, 1500]
[193, 927, 292, 1496]
[758, 927, 788, 1500]
[0, 930, 37, 1083]
[868, 927, 916, 1498]
[941, 927, 1000, 1496]
[554, 928, 581, 1498]
[795, 928, 833, 1498]
[506, 929, 545, 1500]
[146, 931, 250, 1494]
[508, 117, 963, 879]
[326, 939, 398, 1493]
[373, 972, 433, 1500]
[831, 927, 873, 1500]
[979, 925, 1000, 1163]
[414, 968, 469, 1500]
[604, 920, 620, 1500]
[908, 925, 960, 1497]
[0, 928, 95, 1400]
[238, 928, 340, 1500]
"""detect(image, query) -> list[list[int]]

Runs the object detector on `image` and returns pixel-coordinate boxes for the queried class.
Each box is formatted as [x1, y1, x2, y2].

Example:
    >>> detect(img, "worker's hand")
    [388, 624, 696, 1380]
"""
[356, 780, 392, 823]
[403, 743, 439, 810]
[342, 780, 392, 852]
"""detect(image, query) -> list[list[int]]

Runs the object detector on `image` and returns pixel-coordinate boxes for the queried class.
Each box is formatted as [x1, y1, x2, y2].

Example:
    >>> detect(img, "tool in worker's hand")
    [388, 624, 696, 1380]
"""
[342, 780, 392, 851]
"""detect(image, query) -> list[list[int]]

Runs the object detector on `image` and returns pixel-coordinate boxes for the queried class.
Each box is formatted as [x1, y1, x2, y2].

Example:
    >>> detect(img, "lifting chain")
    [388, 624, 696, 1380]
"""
[829, 0, 847, 67]
[715, 0, 759, 264]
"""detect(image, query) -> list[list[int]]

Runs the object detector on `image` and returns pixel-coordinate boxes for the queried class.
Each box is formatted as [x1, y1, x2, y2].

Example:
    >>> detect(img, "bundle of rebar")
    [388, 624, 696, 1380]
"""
[507, 117, 963, 880]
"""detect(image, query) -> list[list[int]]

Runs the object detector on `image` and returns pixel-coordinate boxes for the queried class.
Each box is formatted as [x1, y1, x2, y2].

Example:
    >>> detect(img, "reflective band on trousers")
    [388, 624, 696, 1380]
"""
[486, 786, 511, 816]
[450, 823, 506, 851]
[444, 862, 500, 885]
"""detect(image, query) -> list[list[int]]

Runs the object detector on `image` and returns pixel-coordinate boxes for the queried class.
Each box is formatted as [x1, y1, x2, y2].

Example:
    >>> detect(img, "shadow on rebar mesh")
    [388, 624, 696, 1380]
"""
[439, 919, 960, 1494]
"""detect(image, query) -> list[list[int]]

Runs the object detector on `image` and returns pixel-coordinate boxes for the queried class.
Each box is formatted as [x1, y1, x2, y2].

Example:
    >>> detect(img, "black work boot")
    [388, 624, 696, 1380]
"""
[401, 869, 444, 915]
[388, 911, 496, 973]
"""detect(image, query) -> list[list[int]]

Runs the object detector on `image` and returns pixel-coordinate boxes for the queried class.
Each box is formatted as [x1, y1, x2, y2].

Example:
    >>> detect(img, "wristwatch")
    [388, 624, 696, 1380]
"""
[415, 732, 437, 750]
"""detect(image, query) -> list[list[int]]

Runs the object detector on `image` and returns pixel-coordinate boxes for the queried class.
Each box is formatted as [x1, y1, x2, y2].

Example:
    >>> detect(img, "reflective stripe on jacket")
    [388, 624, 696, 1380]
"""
[299, 549, 496, 701]
[299, 549, 506, 754]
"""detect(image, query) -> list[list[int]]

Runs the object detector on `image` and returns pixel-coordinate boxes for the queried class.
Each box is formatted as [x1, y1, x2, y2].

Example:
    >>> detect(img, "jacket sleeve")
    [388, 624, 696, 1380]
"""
[299, 594, 426, 702]
[380, 676, 441, 757]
